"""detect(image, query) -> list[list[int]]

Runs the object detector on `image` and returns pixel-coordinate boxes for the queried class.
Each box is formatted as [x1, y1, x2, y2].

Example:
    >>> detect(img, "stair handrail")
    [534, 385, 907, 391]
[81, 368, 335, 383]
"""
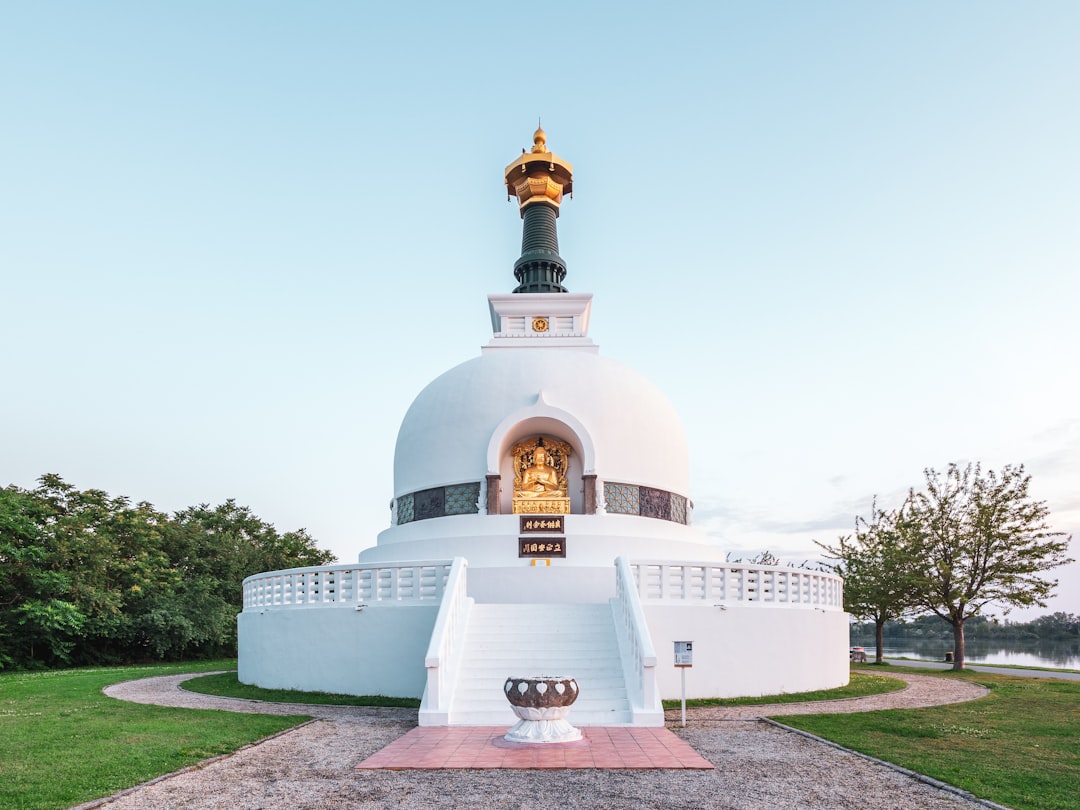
[614, 555, 658, 713]
[420, 556, 471, 721]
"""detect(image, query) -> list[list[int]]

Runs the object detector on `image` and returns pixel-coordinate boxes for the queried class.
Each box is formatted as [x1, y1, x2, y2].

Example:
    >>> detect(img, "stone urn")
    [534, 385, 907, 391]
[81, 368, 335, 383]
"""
[503, 676, 582, 743]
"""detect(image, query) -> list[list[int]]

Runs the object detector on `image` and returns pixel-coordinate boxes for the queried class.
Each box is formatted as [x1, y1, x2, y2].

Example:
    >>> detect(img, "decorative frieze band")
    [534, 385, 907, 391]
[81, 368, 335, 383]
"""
[395, 480, 688, 525]
[603, 482, 689, 525]
[397, 482, 482, 525]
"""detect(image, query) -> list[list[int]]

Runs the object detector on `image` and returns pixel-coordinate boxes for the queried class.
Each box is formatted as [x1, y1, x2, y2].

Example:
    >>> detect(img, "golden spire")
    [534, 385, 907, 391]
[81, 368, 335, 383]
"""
[504, 126, 573, 217]
[504, 125, 574, 293]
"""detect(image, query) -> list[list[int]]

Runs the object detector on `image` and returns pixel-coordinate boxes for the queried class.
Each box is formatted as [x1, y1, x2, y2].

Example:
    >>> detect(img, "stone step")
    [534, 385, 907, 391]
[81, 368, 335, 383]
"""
[459, 657, 619, 666]
[453, 692, 628, 708]
[451, 701, 628, 719]
[462, 628, 615, 639]
[453, 690, 629, 707]
[468, 608, 613, 618]
[448, 708, 634, 726]
[465, 615, 616, 627]
[460, 642, 619, 653]
[444, 601, 632, 726]
[454, 675, 628, 690]
[466, 605, 613, 623]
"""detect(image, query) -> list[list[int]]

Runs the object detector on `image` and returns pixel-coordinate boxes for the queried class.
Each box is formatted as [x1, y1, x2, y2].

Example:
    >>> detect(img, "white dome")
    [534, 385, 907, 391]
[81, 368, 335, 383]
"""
[393, 349, 690, 499]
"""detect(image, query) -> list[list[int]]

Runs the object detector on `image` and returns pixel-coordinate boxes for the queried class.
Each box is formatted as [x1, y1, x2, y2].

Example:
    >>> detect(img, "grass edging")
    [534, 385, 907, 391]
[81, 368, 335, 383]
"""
[181, 672, 422, 708]
[661, 671, 905, 709]
[761, 717, 1013, 810]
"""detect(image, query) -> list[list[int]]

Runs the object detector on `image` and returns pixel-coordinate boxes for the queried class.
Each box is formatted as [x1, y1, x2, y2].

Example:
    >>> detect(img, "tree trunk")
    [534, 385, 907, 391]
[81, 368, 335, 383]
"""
[875, 619, 885, 664]
[952, 619, 965, 670]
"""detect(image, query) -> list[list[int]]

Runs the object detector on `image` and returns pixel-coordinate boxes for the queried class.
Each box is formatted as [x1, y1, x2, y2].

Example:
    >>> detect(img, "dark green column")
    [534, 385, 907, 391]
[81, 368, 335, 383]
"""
[513, 203, 567, 293]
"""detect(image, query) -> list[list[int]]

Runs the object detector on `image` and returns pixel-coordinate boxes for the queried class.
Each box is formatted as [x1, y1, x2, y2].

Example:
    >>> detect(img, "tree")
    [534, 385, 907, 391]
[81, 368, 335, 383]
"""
[1, 475, 338, 669]
[726, 550, 780, 566]
[901, 463, 1073, 670]
[158, 500, 336, 656]
[0, 486, 79, 667]
[818, 501, 918, 663]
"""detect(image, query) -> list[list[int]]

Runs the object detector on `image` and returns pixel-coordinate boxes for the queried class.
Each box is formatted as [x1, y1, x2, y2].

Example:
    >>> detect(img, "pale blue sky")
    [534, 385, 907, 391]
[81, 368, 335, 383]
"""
[3, 2, 1078, 618]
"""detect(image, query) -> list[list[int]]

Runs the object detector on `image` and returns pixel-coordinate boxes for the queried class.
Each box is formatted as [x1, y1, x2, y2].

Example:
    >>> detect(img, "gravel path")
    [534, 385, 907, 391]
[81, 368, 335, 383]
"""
[83, 671, 1000, 810]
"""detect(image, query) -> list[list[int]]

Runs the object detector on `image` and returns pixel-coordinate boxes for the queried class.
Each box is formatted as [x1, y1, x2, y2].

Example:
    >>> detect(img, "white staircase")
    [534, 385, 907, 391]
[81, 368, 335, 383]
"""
[446, 602, 633, 726]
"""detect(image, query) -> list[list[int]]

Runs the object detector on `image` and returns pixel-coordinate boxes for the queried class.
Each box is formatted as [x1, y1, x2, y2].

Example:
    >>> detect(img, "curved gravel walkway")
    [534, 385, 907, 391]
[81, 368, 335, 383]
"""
[85, 671, 999, 810]
[664, 670, 989, 722]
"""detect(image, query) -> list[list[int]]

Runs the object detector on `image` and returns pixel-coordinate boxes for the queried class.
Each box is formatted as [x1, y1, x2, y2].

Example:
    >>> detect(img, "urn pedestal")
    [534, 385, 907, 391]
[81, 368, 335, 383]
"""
[503, 676, 581, 743]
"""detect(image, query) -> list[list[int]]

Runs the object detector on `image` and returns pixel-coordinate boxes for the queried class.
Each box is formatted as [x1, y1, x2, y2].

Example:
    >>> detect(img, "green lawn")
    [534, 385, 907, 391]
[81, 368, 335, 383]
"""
[0, 661, 308, 810]
[661, 671, 904, 709]
[184, 671, 421, 707]
[778, 664, 1080, 810]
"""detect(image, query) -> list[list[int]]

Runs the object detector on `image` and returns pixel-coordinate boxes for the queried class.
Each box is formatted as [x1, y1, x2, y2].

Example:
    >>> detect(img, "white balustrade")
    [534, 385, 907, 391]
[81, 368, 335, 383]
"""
[419, 557, 472, 724]
[629, 561, 844, 610]
[614, 556, 658, 717]
[242, 560, 454, 610]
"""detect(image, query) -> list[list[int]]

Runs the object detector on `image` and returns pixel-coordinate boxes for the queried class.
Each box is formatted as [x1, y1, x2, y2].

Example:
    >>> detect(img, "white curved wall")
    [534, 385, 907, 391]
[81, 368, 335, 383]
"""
[367, 513, 723, 568]
[393, 350, 690, 498]
[237, 605, 438, 698]
[239, 557, 848, 701]
[237, 601, 846, 700]
[645, 605, 850, 699]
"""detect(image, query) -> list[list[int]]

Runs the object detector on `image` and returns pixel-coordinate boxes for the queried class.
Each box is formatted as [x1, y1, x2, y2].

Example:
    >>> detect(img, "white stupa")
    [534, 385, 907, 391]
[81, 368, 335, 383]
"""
[238, 129, 848, 726]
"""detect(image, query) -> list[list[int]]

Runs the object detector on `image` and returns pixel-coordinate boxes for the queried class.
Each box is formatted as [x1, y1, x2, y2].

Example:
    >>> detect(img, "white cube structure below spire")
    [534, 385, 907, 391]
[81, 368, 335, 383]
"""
[486, 292, 595, 351]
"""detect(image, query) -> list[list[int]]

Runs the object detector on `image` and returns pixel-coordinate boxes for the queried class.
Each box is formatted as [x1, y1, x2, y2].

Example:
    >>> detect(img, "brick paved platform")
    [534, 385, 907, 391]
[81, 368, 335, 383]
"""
[355, 726, 714, 770]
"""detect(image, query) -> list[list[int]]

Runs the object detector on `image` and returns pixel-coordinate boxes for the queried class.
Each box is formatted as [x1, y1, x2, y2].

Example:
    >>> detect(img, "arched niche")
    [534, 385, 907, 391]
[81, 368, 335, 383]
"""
[485, 394, 597, 516]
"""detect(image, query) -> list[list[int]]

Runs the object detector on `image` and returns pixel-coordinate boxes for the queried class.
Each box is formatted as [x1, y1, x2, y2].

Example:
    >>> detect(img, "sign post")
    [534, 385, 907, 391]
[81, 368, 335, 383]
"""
[674, 641, 693, 728]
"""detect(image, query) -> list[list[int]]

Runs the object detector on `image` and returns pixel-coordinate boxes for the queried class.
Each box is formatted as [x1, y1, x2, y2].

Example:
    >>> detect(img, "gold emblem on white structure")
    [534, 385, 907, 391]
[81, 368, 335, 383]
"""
[532, 317, 549, 333]
[512, 437, 571, 515]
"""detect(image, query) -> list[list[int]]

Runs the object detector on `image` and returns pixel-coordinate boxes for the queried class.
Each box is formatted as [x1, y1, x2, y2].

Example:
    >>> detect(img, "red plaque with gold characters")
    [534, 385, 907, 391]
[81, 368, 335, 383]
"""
[518, 538, 566, 558]
[520, 516, 564, 534]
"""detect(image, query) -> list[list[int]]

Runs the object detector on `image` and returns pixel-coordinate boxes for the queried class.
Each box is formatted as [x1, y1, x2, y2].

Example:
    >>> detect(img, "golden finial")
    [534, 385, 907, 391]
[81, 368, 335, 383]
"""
[531, 124, 548, 154]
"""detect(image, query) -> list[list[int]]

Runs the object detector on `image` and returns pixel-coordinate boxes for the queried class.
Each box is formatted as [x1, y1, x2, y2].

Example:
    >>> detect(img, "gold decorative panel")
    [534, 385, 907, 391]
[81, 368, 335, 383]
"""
[513, 498, 570, 515]
[511, 436, 571, 515]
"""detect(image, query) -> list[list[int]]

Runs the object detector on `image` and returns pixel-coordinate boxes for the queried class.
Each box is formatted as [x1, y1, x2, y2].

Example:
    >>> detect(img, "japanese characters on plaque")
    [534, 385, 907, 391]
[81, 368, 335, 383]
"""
[519, 516, 565, 534]
[518, 538, 566, 558]
[518, 515, 565, 557]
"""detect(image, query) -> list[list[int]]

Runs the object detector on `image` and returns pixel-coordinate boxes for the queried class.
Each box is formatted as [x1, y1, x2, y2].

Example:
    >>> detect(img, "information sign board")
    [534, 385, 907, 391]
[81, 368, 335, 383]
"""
[674, 640, 693, 667]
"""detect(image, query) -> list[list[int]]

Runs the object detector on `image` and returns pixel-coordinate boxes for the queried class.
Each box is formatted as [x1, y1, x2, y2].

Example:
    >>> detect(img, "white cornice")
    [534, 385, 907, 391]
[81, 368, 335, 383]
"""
[484, 292, 596, 353]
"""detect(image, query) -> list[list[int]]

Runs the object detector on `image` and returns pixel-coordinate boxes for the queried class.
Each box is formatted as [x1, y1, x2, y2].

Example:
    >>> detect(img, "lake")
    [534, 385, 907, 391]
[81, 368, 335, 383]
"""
[849, 637, 1080, 670]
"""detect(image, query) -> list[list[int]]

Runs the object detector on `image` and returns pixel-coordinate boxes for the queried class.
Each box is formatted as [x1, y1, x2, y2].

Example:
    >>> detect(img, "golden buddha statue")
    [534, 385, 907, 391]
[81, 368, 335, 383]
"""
[512, 437, 571, 514]
[518, 444, 564, 498]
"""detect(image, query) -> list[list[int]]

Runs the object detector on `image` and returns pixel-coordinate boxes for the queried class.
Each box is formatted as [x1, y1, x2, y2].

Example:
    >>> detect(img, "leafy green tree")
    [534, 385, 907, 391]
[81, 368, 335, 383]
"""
[901, 463, 1073, 670]
[0, 485, 85, 667]
[1, 475, 336, 669]
[25, 475, 172, 664]
[159, 500, 335, 655]
[169, 500, 334, 598]
[1029, 611, 1080, 639]
[818, 501, 918, 663]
